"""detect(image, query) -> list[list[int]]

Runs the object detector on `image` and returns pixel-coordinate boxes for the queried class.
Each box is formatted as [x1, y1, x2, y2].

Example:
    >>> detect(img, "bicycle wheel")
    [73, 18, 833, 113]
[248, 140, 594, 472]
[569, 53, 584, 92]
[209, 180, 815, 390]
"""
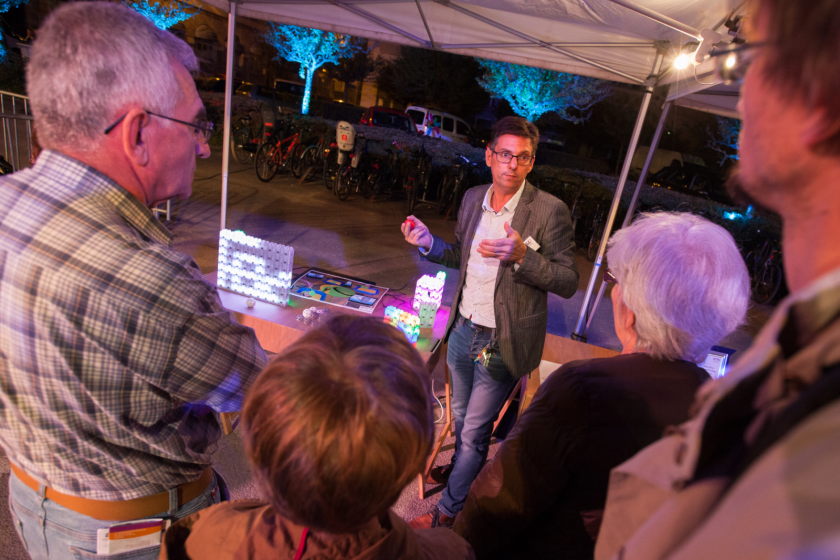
[404, 177, 417, 214]
[324, 152, 337, 190]
[291, 144, 305, 178]
[753, 263, 782, 304]
[335, 166, 350, 201]
[254, 143, 279, 182]
[437, 176, 454, 215]
[587, 222, 603, 262]
[300, 146, 318, 182]
[231, 129, 251, 164]
[362, 168, 378, 199]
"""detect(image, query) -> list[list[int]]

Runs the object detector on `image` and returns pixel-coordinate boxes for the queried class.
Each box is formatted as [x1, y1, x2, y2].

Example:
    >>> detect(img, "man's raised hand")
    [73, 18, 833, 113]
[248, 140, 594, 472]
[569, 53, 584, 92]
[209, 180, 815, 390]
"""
[401, 215, 432, 251]
[477, 221, 527, 264]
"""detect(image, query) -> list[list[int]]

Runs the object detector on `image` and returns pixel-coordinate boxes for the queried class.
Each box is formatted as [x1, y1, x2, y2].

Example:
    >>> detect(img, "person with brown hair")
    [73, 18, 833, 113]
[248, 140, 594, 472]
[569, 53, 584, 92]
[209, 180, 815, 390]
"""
[594, 1, 840, 559]
[160, 315, 475, 560]
[402, 115, 579, 527]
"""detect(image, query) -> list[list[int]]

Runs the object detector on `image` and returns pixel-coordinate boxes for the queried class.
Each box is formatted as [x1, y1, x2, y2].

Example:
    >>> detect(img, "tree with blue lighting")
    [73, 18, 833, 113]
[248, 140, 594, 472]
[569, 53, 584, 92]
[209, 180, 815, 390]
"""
[0, 0, 28, 61]
[708, 116, 742, 164]
[477, 59, 611, 123]
[264, 23, 364, 115]
[125, 0, 198, 30]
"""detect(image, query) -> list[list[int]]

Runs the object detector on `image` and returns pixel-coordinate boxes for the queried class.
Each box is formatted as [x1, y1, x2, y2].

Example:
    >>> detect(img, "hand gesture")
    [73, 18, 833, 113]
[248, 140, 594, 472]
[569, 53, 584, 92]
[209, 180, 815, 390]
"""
[477, 222, 527, 264]
[401, 215, 432, 251]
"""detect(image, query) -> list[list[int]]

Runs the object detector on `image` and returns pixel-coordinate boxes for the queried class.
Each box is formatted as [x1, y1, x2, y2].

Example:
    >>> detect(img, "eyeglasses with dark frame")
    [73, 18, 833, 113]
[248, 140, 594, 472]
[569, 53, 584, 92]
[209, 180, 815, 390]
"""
[103, 110, 214, 143]
[490, 149, 535, 166]
[710, 42, 766, 84]
[604, 268, 618, 284]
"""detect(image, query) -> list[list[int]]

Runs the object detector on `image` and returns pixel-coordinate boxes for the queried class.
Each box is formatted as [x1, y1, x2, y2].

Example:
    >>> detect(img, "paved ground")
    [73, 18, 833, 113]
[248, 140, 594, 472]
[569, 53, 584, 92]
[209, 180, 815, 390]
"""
[0, 150, 773, 558]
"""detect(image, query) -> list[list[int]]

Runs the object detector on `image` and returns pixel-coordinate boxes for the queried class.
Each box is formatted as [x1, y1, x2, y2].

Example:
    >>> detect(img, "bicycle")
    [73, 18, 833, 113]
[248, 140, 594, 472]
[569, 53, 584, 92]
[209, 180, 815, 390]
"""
[230, 114, 258, 164]
[298, 133, 327, 183]
[744, 237, 783, 304]
[333, 136, 368, 201]
[437, 156, 479, 219]
[367, 141, 408, 202]
[585, 201, 608, 262]
[253, 125, 305, 182]
[403, 140, 433, 215]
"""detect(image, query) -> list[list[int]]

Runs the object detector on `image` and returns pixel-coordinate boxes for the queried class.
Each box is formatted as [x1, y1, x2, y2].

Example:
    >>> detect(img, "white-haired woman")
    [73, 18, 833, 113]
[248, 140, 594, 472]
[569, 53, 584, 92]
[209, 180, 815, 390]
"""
[453, 212, 751, 560]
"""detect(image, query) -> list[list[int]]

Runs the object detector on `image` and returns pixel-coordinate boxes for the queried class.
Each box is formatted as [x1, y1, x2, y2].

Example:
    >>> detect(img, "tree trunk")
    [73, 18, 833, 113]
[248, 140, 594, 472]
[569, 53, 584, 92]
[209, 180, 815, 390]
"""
[302, 67, 313, 115]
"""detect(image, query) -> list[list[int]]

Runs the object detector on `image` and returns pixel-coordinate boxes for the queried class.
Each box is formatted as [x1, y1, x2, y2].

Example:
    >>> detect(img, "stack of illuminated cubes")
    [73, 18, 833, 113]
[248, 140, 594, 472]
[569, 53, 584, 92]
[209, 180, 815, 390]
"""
[413, 271, 446, 329]
[384, 306, 420, 344]
[217, 229, 294, 306]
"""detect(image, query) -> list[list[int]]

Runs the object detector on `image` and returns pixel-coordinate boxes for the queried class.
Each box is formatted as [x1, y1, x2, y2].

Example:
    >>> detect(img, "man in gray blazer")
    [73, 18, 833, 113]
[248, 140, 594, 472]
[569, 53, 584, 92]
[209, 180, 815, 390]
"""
[402, 117, 579, 528]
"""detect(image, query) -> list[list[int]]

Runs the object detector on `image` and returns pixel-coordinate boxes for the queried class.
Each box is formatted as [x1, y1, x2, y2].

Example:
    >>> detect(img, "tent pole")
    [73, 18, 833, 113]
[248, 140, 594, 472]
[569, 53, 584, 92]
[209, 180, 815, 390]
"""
[622, 97, 672, 226]
[220, 1, 238, 232]
[571, 52, 664, 342]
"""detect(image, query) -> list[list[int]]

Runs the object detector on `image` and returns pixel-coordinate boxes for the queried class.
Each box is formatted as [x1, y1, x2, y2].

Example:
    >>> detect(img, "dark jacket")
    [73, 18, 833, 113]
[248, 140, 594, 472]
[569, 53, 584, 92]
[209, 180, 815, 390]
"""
[425, 181, 578, 379]
[161, 500, 474, 560]
[453, 353, 709, 560]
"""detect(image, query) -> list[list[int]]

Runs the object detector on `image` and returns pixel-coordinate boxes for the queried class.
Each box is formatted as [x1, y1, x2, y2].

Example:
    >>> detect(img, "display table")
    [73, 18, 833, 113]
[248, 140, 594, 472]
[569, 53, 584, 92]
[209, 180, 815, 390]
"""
[207, 272, 620, 498]
[205, 272, 449, 433]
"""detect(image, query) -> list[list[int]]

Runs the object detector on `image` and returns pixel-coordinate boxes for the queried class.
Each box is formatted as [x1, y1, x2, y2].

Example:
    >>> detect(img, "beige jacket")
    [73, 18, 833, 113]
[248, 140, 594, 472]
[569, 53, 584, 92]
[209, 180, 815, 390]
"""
[595, 266, 840, 560]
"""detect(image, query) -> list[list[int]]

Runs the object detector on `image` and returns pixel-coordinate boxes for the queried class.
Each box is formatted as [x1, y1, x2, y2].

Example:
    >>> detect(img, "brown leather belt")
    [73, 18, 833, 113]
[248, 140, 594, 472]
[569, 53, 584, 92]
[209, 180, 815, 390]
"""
[460, 313, 495, 335]
[11, 464, 214, 521]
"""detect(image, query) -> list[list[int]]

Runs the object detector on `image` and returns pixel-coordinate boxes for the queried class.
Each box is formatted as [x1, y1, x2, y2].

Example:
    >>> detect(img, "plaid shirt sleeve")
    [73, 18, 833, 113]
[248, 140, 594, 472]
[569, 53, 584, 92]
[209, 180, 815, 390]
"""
[160, 263, 268, 412]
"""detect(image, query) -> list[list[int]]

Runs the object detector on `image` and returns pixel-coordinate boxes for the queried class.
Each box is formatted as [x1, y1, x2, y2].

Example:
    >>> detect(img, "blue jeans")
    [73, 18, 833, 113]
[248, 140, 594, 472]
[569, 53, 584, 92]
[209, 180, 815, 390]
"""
[437, 315, 517, 517]
[8, 469, 222, 560]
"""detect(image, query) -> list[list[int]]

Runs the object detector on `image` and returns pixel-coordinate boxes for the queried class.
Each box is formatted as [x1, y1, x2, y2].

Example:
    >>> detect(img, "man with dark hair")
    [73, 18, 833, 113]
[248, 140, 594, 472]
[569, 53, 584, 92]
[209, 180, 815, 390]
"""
[594, 2, 840, 559]
[0, 4, 266, 559]
[402, 116, 579, 527]
[161, 316, 475, 560]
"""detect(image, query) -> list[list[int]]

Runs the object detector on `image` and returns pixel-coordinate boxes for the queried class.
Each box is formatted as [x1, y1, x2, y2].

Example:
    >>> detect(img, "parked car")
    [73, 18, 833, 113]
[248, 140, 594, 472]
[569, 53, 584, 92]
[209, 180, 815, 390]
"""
[274, 79, 306, 113]
[359, 106, 419, 134]
[195, 75, 241, 94]
[235, 83, 278, 106]
[405, 106, 472, 143]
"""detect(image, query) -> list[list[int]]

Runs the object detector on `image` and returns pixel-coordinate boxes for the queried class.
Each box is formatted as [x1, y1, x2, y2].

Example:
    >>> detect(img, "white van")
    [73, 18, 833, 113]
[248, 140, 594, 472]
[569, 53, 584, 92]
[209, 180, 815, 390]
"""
[405, 106, 472, 143]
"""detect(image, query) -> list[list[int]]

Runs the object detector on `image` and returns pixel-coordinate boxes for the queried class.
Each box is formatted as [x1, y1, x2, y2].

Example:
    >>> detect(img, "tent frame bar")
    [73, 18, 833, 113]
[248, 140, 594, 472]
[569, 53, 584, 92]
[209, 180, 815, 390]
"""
[571, 51, 665, 341]
[415, 0, 436, 47]
[440, 41, 654, 49]
[328, 0, 431, 47]
[603, 0, 702, 40]
[440, 1, 647, 85]
[220, 0, 238, 231]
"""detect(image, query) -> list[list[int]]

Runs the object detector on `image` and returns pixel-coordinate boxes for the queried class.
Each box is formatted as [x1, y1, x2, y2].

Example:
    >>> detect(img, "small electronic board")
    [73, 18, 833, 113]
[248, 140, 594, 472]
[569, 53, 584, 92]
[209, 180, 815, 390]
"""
[290, 269, 389, 314]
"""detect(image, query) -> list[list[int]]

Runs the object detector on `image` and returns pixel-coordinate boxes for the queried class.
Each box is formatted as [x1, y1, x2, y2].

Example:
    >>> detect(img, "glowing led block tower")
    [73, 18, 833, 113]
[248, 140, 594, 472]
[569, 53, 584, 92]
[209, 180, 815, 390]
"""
[413, 271, 446, 328]
[217, 229, 294, 307]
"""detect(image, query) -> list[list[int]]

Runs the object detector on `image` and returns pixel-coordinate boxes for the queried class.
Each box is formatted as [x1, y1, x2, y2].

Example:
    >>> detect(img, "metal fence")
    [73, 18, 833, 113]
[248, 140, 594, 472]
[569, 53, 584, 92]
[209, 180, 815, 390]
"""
[0, 90, 34, 172]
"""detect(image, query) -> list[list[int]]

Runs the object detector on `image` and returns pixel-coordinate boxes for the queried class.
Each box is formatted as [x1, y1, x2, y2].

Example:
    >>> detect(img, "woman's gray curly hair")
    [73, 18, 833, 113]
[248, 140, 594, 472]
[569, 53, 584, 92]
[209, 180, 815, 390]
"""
[606, 212, 750, 363]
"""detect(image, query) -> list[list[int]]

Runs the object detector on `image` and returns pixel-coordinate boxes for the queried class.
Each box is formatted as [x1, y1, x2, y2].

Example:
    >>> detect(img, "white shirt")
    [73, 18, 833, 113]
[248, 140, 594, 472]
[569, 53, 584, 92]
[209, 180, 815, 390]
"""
[457, 182, 525, 327]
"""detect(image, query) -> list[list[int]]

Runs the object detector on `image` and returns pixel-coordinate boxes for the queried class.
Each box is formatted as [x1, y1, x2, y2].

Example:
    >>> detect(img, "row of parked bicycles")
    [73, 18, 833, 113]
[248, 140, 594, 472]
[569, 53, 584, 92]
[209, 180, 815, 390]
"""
[536, 176, 785, 304]
[230, 115, 484, 217]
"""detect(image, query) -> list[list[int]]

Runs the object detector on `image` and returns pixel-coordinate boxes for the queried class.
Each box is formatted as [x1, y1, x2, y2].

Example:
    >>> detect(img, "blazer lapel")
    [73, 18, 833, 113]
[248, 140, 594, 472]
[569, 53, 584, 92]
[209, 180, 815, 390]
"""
[495, 181, 534, 291]
[461, 185, 488, 278]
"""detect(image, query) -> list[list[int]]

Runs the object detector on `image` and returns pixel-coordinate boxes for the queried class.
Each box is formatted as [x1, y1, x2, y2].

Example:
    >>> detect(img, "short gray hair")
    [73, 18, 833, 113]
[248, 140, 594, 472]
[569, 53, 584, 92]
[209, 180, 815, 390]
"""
[27, 2, 198, 153]
[606, 212, 750, 363]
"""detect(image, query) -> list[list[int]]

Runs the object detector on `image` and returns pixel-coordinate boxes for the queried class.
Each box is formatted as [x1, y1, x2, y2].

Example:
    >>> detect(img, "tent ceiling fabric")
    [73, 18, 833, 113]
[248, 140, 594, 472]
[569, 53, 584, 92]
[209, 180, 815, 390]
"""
[203, 0, 742, 88]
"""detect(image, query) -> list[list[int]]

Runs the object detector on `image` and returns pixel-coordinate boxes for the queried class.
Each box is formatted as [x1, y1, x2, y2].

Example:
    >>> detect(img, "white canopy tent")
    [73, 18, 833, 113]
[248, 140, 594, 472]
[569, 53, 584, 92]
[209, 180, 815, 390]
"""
[203, 0, 747, 341]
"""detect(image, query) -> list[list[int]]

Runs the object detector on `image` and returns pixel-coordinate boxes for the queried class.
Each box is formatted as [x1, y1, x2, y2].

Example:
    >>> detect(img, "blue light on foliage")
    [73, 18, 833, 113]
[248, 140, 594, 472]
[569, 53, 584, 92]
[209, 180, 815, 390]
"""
[723, 212, 741, 220]
[125, 0, 197, 30]
[264, 24, 364, 116]
[476, 59, 611, 123]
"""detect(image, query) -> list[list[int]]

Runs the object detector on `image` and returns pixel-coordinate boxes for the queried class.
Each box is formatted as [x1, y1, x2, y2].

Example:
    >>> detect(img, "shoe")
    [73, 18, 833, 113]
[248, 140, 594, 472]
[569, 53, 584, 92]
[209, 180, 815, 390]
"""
[431, 506, 455, 529]
[426, 463, 454, 485]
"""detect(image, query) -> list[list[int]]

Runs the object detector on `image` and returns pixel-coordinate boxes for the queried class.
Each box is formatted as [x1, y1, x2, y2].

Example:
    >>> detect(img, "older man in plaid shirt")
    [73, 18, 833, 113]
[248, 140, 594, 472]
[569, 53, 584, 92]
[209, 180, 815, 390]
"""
[0, 4, 267, 559]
